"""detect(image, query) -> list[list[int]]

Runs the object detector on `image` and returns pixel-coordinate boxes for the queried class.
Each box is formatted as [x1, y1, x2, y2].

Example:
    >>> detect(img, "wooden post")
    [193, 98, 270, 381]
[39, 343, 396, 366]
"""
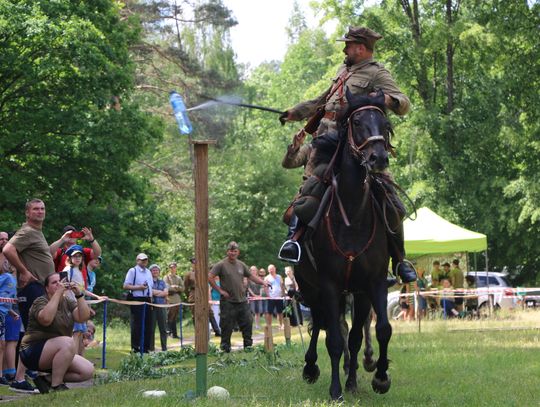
[264, 325, 273, 352]
[191, 140, 216, 397]
[283, 317, 291, 346]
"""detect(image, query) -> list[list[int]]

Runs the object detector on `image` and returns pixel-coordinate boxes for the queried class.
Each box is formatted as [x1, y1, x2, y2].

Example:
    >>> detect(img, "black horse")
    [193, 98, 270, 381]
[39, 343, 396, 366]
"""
[295, 92, 393, 401]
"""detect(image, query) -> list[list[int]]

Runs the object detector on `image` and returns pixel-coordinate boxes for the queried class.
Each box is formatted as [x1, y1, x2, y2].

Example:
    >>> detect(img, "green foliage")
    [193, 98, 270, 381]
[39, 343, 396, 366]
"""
[0, 0, 168, 297]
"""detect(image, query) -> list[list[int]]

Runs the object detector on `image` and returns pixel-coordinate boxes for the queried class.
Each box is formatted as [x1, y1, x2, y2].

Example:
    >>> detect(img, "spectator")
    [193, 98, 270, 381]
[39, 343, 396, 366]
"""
[440, 278, 459, 318]
[123, 253, 153, 353]
[149, 264, 168, 352]
[264, 264, 285, 329]
[247, 266, 264, 330]
[50, 226, 101, 284]
[209, 242, 268, 352]
[185, 260, 220, 337]
[62, 245, 89, 355]
[20, 273, 94, 393]
[86, 255, 102, 295]
[0, 232, 18, 382]
[284, 266, 302, 326]
[0, 249, 18, 385]
[82, 320, 100, 349]
[394, 284, 410, 321]
[450, 259, 464, 312]
[209, 275, 221, 330]
[430, 260, 442, 288]
[2, 199, 53, 393]
[416, 267, 428, 318]
[163, 261, 184, 338]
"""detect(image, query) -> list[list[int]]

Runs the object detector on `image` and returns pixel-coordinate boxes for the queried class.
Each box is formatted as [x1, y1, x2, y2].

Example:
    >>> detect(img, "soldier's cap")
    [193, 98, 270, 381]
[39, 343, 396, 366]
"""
[227, 241, 239, 251]
[169, 261, 177, 267]
[337, 26, 382, 50]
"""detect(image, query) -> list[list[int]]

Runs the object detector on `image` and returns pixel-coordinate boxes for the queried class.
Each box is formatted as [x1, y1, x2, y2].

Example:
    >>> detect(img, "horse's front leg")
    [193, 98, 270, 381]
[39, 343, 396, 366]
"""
[369, 281, 392, 394]
[324, 294, 344, 401]
[303, 313, 321, 383]
[345, 293, 371, 394]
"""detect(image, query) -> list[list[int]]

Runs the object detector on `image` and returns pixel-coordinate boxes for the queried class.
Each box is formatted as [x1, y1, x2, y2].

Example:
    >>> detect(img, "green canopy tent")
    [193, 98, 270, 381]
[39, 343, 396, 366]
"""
[404, 207, 487, 256]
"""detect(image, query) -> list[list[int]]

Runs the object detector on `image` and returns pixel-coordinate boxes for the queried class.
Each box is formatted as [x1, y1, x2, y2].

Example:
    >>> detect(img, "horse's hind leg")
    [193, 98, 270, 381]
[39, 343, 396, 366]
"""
[345, 293, 371, 394]
[362, 309, 377, 372]
[369, 282, 392, 394]
[303, 316, 320, 384]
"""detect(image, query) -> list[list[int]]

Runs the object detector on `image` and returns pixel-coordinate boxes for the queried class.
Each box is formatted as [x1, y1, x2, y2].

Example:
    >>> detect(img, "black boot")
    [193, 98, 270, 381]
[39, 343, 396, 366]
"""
[278, 214, 302, 264]
[388, 223, 417, 283]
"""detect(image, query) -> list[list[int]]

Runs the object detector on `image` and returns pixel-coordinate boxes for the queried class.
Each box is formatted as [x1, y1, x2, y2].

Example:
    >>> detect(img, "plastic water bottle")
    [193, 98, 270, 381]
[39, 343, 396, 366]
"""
[169, 91, 192, 134]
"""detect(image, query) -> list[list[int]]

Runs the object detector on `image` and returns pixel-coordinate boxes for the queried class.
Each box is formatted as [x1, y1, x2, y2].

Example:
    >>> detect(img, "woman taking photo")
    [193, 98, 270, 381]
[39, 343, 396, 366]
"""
[19, 273, 94, 393]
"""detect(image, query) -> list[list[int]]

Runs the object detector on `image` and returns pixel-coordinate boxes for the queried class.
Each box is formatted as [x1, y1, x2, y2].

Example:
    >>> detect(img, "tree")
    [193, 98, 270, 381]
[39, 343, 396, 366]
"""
[0, 0, 166, 296]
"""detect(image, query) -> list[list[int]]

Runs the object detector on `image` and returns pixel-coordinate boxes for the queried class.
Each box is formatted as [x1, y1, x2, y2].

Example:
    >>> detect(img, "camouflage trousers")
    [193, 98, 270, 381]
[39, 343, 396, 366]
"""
[219, 301, 253, 352]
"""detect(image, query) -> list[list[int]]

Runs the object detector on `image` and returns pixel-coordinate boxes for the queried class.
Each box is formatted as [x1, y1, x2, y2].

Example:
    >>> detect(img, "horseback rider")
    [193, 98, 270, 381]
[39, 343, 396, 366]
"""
[278, 26, 417, 284]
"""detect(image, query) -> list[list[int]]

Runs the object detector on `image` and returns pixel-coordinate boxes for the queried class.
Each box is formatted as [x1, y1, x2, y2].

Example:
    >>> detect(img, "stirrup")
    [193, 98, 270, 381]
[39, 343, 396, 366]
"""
[277, 240, 302, 264]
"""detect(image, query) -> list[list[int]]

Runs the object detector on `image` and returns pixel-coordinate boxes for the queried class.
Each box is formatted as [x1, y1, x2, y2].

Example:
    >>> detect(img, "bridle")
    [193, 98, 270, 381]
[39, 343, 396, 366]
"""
[346, 105, 391, 162]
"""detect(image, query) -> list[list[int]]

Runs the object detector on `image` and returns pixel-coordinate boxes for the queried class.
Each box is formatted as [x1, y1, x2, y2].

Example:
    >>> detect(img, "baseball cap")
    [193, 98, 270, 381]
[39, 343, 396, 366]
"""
[136, 253, 149, 260]
[66, 244, 84, 257]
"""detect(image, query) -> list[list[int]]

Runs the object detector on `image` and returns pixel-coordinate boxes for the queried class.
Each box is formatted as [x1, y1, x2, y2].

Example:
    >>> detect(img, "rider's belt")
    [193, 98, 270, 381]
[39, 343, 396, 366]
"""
[323, 111, 338, 121]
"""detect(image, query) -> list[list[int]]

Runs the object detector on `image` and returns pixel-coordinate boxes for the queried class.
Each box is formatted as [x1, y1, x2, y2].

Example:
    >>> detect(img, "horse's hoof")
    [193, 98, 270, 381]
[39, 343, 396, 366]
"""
[363, 357, 377, 372]
[371, 374, 391, 394]
[303, 364, 320, 384]
[330, 393, 344, 403]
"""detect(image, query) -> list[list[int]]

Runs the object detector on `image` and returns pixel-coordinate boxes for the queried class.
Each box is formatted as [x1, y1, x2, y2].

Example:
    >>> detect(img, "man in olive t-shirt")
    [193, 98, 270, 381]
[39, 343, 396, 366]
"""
[3, 199, 54, 329]
[209, 241, 269, 352]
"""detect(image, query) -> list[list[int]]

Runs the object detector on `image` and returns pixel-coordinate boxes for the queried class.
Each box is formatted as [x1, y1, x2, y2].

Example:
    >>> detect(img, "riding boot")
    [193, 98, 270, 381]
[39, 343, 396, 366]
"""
[388, 223, 417, 283]
[278, 213, 302, 264]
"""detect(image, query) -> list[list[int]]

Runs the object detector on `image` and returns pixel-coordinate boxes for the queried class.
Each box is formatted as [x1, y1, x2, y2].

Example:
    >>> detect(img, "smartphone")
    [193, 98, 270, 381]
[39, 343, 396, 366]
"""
[70, 231, 84, 238]
[59, 271, 68, 281]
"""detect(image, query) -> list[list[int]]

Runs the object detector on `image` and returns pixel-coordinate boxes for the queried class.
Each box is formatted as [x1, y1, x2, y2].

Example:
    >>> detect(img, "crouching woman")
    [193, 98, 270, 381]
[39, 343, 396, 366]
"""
[19, 273, 94, 393]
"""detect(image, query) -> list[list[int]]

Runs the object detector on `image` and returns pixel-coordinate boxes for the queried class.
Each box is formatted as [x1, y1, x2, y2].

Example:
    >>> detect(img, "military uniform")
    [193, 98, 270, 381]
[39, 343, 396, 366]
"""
[210, 256, 252, 352]
[288, 58, 410, 135]
[164, 268, 184, 338]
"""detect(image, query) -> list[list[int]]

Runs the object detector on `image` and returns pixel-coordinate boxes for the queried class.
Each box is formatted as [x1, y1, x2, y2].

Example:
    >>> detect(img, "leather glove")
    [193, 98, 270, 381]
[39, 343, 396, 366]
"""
[279, 111, 289, 126]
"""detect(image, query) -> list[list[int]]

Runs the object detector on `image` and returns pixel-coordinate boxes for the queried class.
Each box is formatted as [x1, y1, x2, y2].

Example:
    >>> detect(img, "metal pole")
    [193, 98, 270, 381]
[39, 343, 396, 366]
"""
[192, 140, 216, 397]
[101, 300, 108, 369]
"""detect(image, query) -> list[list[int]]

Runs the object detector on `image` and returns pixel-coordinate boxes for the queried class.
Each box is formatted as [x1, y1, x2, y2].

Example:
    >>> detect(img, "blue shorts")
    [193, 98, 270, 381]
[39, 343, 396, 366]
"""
[73, 322, 87, 333]
[20, 340, 50, 372]
[5, 313, 21, 341]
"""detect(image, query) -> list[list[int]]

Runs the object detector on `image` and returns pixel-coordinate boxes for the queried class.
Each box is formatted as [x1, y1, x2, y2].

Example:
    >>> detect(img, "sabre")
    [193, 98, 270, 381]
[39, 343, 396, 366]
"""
[190, 94, 284, 115]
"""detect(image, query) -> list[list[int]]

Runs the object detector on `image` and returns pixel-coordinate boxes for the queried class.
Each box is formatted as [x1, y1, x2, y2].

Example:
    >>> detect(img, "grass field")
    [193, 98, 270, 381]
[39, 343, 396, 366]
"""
[2, 310, 540, 406]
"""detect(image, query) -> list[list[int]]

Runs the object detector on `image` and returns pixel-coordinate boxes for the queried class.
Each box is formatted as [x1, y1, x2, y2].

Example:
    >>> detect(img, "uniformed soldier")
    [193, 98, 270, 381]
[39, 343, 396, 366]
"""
[277, 26, 416, 284]
[208, 242, 270, 352]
